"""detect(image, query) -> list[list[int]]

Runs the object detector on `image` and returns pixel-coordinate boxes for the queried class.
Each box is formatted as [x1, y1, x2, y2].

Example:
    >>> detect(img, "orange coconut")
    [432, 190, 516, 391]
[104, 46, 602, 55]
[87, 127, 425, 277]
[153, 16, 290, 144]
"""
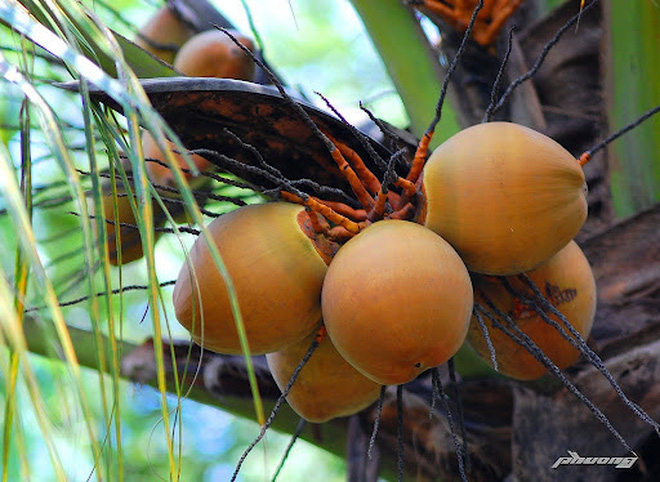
[173, 202, 334, 355]
[467, 240, 597, 380]
[173, 29, 255, 80]
[99, 185, 167, 265]
[266, 331, 382, 423]
[322, 220, 473, 386]
[422, 122, 588, 275]
[135, 6, 195, 64]
[143, 133, 214, 196]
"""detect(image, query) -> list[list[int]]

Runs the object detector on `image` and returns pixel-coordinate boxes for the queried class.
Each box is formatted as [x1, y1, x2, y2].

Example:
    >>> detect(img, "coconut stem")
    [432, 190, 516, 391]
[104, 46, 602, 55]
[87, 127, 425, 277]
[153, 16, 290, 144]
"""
[405, 130, 433, 184]
[581, 102, 660, 165]
[327, 144, 376, 210]
[325, 132, 382, 196]
[577, 152, 591, 167]
[281, 191, 362, 235]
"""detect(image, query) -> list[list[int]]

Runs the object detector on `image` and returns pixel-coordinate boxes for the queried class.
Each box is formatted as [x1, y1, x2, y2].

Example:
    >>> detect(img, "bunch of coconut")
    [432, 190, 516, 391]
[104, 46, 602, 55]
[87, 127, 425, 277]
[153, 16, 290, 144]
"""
[171, 121, 598, 422]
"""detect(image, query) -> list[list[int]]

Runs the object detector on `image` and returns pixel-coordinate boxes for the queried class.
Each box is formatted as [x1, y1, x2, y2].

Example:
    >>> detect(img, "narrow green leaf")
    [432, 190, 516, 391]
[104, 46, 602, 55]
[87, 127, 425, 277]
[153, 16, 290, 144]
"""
[0, 49, 106, 475]
[2, 98, 33, 482]
[112, 30, 181, 78]
[13, 0, 178, 78]
[0, 140, 68, 482]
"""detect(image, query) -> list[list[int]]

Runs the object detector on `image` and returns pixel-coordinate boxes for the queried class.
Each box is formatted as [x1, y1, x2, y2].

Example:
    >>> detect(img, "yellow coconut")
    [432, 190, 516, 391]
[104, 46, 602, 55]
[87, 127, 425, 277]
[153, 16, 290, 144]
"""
[143, 133, 214, 197]
[422, 122, 588, 275]
[266, 330, 382, 423]
[173, 202, 335, 355]
[322, 220, 473, 386]
[467, 240, 597, 380]
[173, 29, 255, 80]
[99, 185, 166, 266]
[135, 6, 195, 64]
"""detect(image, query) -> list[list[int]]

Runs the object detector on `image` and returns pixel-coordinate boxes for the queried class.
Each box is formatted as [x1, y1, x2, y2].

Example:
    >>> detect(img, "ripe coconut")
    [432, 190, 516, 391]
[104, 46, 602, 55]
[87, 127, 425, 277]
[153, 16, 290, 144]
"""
[322, 220, 473, 386]
[143, 133, 214, 197]
[467, 240, 597, 380]
[422, 122, 588, 275]
[173, 202, 336, 355]
[97, 182, 167, 266]
[173, 29, 255, 80]
[266, 330, 382, 423]
[135, 6, 195, 64]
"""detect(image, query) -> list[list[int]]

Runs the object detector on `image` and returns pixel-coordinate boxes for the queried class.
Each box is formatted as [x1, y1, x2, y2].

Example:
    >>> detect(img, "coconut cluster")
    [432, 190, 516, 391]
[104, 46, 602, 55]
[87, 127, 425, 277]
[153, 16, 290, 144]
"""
[134, 8, 598, 422]
[172, 123, 597, 422]
[171, 204, 472, 422]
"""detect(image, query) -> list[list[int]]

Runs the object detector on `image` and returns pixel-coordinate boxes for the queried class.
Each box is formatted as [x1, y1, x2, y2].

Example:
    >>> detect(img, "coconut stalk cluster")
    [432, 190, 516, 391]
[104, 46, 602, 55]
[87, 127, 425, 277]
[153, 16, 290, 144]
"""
[172, 120, 597, 423]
